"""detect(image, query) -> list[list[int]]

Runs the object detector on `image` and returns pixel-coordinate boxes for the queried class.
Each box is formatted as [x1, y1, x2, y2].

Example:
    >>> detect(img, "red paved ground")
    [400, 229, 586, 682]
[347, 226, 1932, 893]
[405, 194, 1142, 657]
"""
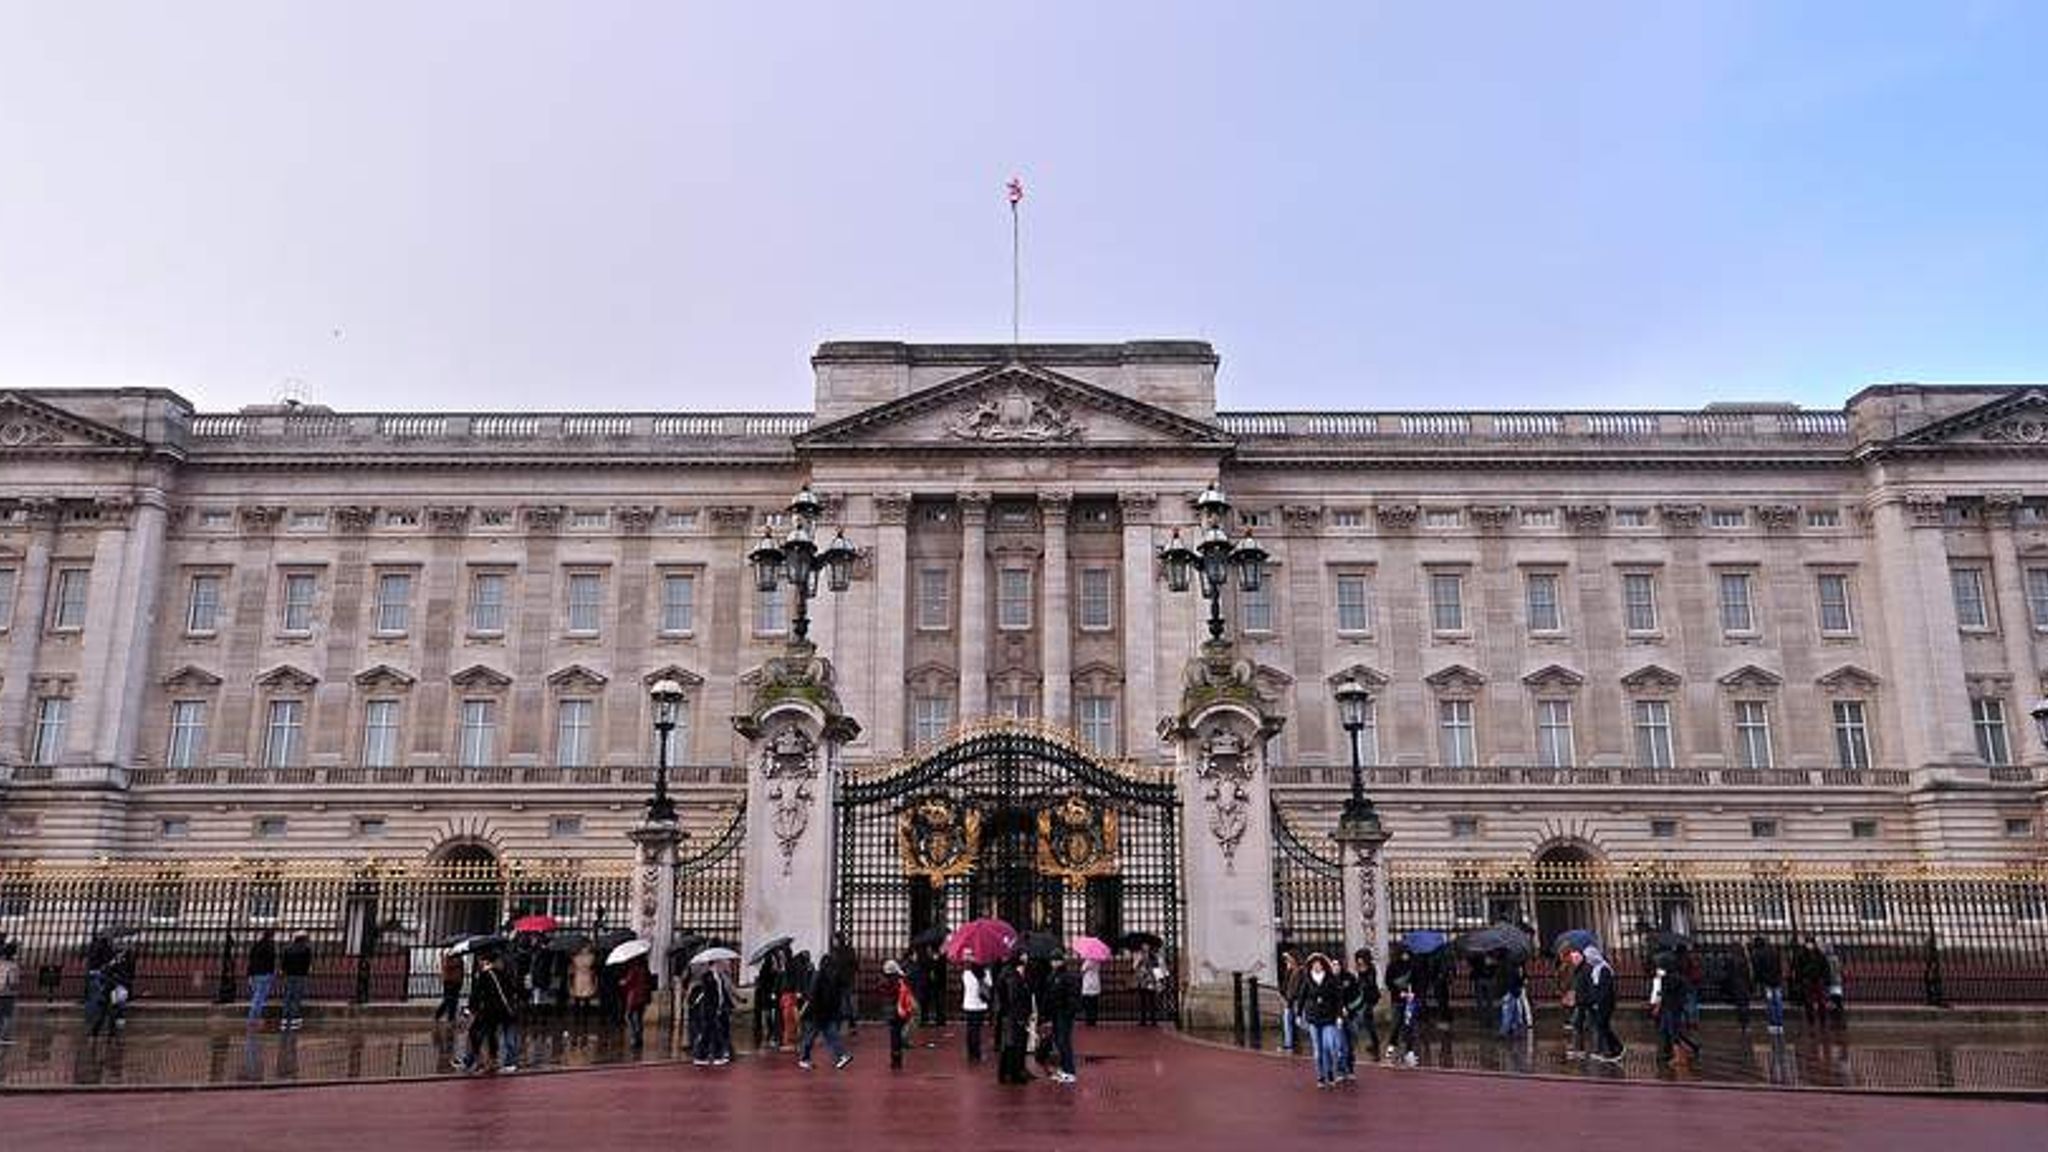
[3, 1028, 2039, 1152]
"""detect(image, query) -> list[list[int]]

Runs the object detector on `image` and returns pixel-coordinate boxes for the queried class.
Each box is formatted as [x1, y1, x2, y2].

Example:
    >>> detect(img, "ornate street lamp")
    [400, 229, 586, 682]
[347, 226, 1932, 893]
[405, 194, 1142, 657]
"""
[1160, 481, 1268, 643]
[748, 484, 857, 645]
[1333, 677, 1383, 836]
[647, 678, 684, 824]
[2030, 698, 2048, 750]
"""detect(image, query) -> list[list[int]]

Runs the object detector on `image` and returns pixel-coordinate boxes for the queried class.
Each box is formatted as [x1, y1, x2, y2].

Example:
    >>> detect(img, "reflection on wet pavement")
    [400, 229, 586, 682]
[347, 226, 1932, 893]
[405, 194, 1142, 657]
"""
[1204, 1012, 2048, 1093]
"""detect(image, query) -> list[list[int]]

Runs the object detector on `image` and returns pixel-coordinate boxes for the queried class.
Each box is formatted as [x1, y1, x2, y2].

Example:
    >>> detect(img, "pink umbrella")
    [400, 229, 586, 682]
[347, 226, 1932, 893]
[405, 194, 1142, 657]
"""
[943, 918, 1017, 964]
[1070, 935, 1112, 963]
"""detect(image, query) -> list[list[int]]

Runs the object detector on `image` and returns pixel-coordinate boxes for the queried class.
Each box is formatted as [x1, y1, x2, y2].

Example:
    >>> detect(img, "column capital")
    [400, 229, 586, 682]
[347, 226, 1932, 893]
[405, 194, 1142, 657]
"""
[1039, 490, 1072, 524]
[1984, 490, 2025, 524]
[874, 492, 913, 525]
[1117, 492, 1158, 524]
[708, 505, 756, 535]
[1900, 490, 1948, 527]
[959, 491, 990, 525]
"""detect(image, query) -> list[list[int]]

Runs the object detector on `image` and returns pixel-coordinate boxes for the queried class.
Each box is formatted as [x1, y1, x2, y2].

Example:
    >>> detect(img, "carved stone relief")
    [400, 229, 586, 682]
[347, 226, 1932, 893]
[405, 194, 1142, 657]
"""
[1195, 727, 1256, 871]
[760, 726, 819, 876]
[946, 385, 1080, 443]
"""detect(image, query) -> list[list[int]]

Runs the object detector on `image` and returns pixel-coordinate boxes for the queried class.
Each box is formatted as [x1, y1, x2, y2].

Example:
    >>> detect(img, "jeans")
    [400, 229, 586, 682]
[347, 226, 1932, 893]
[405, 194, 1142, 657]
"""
[1498, 992, 1527, 1036]
[1590, 1001, 1622, 1058]
[888, 1016, 907, 1067]
[1312, 1022, 1344, 1083]
[1281, 1005, 1297, 1050]
[1764, 986, 1785, 1029]
[964, 1009, 986, 1062]
[247, 973, 274, 1024]
[1138, 989, 1159, 1026]
[798, 1018, 847, 1063]
[1338, 1017, 1357, 1075]
[499, 1023, 521, 1066]
[1052, 1016, 1075, 1075]
[462, 1016, 500, 1069]
[281, 975, 307, 1023]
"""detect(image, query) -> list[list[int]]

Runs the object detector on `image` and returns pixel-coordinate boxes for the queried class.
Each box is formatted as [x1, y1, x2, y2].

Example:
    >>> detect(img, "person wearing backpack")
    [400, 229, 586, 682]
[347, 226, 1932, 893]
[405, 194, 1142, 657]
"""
[883, 959, 917, 1069]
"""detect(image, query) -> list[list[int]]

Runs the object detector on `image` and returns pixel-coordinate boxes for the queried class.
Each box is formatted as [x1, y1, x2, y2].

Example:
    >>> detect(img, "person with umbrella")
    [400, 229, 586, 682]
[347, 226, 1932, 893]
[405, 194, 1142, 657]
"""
[752, 942, 789, 1049]
[1134, 944, 1164, 1027]
[920, 942, 947, 1029]
[278, 931, 312, 1031]
[1073, 939, 1105, 1026]
[1572, 943, 1623, 1063]
[455, 951, 520, 1073]
[958, 946, 991, 1063]
[1649, 951, 1700, 1065]
[1749, 934, 1786, 1034]
[995, 950, 1034, 1084]
[568, 939, 599, 1038]
[618, 952, 653, 1054]
[796, 951, 852, 1070]
[1498, 950, 1529, 1038]
[434, 948, 467, 1027]
[1383, 942, 1419, 1066]
[782, 949, 814, 1055]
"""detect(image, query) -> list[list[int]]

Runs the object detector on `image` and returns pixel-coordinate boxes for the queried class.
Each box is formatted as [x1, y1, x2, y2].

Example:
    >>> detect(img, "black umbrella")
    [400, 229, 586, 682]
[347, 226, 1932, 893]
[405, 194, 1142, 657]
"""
[1116, 931, 1165, 952]
[1016, 931, 1061, 959]
[545, 932, 593, 954]
[596, 928, 637, 954]
[1455, 923, 1535, 960]
[98, 924, 144, 940]
[1650, 929, 1693, 952]
[909, 926, 947, 949]
[749, 935, 794, 965]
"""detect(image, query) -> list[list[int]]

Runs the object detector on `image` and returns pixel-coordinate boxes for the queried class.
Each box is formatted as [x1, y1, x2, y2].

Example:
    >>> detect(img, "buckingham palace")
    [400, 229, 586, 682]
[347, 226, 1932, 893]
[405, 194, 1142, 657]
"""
[2, 339, 2046, 1007]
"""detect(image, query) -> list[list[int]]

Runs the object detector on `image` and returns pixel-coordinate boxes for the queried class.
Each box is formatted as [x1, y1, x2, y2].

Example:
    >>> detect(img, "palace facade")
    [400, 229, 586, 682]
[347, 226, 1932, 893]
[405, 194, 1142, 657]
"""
[1, 340, 2045, 882]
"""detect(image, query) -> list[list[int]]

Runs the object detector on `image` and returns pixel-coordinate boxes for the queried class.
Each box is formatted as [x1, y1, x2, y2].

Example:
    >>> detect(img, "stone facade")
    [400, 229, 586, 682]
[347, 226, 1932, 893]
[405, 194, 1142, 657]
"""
[1, 348, 2046, 876]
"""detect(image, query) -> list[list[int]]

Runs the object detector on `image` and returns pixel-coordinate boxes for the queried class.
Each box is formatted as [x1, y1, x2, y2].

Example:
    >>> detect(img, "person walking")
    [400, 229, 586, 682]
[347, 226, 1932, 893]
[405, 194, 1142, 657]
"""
[623, 955, 653, 1054]
[1300, 954, 1346, 1088]
[996, 952, 1034, 1084]
[1497, 952, 1529, 1037]
[279, 931, 312, 1030]
[1277, 949, 1303, 1051]
[1750, 935, 1786, 1034]
[1650, 953, 1701, 1065]
[1822, 941, 1847, 1022]
[0, 941, 21, 1045]
[796, 953, 853, 1070]
[754, 948, 785, 1049]
[782, 950, 813, 1055]
[568, 942, 598, 1036]
[830, 932, 859, 1034]
[456, 952, 518, 1073]
[960, 949, 990, 1063]
[1576, 944, 1624, 1063]
[1079, 955, 1102, 1026]
[1384, 946, 1419, 1067]
[1347, 950, 1381, 1065]
[883, 959, 916, 1069]
[245, 930, 277, 1028]
[434, 950, 467, 1025]
[1134, 945, 1164, 1027]
[1045, 953, 1081, 1083]
[1724, 941, 1754, 1031]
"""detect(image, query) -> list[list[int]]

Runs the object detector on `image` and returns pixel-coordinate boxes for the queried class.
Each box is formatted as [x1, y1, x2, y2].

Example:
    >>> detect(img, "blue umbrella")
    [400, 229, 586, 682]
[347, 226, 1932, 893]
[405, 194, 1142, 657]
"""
[1551, 928, 1600, 955]
[1404, 929, 1448, 955]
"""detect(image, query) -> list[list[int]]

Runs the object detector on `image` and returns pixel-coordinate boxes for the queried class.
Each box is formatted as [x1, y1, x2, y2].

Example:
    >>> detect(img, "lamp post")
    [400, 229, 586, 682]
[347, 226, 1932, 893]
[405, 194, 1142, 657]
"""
[747, 484, 857, 647]
[647, 678, 684, 824]
[1333, 678, 1383, 836]
[1160, 481, 1269, 644]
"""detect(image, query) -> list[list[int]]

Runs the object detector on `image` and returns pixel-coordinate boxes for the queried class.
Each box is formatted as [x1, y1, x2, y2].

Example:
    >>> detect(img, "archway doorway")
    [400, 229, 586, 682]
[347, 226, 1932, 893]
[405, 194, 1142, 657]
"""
[429, 843, 504, 944]
[1532, 842, 1598, 955]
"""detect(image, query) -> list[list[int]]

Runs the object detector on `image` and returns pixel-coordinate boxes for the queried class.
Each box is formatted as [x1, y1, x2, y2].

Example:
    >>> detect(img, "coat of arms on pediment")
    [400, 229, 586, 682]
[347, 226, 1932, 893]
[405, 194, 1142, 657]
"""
[796, 363, 1234, 451]
[1883, 388, 2048, 451]
[0, 393, 147, 454]
[945, 383, 1081, 443]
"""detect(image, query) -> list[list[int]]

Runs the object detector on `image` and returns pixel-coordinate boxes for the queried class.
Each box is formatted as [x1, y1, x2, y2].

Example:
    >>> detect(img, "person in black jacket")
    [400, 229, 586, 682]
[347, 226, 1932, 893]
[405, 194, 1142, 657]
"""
[1044, 954, 1081, 1083]
[1575, 945, 1623, 1062]
[245, 930, 277, 1028]
[995, 953, 1034, 1085]
[1749, 935, 1785, 1033]
[455, 952, 519, 1073]
[1347, 950, 1381, 1066]
[796, 954, 852, 1069]
[1300, 954, 1348, 1087]
[278, 932, 313, 1030]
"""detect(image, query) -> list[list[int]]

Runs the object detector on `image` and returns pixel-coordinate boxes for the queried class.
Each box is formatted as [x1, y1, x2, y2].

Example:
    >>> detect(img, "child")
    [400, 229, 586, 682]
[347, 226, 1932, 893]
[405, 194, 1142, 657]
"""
[883, 959, 917, 1069]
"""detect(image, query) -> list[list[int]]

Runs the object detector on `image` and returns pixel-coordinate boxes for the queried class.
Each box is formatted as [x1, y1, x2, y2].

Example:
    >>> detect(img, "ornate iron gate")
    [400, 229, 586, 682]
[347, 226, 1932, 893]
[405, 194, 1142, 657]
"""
[834, 725, 1182, 1020]
[674, 804, 746, 949]
[1271, 803, 1346, 970]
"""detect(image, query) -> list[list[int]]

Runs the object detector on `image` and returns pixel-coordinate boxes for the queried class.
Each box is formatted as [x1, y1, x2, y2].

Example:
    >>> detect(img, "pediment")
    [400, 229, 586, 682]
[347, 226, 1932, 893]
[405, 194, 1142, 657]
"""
[1521, 664, 1585, 691]
[353, 664, 417, 690]
[450, 664, 512, 690]
[795, 363, 1234, 452]
[1885, 388, 2048, 450]
[1816, 664, 1881, 693]
[546, 663, 609, 690]
[0, 393, 149, 455]
[1424, 663, 1486, 697]
[1620, 664, 1682, 693]
[641, 665, 706, 690]
[161, 665, 224, 690]
[1325, 664, 1390, 691]
[255, 664, 319, 691]
[1717, 664, 1783, 691]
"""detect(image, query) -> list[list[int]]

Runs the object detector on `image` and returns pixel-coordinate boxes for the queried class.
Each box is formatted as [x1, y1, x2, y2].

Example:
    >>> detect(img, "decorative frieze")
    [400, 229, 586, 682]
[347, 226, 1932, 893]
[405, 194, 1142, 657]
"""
[1281, 504, 1323, 533]
[1468, 505, 1514, 533]
[1563, 504, 1609, 534]
[1657, 504, 1704, 534]
[1374, 503, 1419, 533]
[425, 505, 471, 534]
[523, 505, 566, 535]
[331, 505, 377, 535]
[1039, 490, 1072, 526]
[1118, 492, 1158, 524]
[1755, 504, 1800, 533]
[1982, 417, 2048, 445]
[874, 493, 913, 526]
[238, 505, 285, 535]
[614, 505, 658, 535]
[1982, 490, 2025, 524]
[708, 505, 755, 535]
[1902, 491, 1947, 527]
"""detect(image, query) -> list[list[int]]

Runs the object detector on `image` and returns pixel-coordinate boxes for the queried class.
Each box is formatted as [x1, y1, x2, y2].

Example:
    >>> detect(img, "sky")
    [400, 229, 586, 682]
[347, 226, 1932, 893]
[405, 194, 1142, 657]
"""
[1, 1, 2043, 414]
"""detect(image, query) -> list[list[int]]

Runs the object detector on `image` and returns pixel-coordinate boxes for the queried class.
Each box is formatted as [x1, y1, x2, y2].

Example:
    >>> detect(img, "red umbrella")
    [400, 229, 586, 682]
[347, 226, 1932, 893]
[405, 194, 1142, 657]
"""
[512, 914, 559, 934]
[943, 918, 1017, 964]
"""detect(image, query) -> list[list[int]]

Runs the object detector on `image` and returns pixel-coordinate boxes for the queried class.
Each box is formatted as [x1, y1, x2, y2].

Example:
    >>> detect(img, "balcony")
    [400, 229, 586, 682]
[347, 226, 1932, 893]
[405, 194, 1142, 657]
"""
[1217, 407, 1852, 460]
[1266, 763, 1914, 789]
[182, 409, 811, 463]
[122, 763, 746, 789]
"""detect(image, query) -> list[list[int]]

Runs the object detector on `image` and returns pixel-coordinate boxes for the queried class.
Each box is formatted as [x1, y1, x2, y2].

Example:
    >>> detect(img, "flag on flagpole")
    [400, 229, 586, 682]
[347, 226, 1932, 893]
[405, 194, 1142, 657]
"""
[1007, 176, 1024, 205]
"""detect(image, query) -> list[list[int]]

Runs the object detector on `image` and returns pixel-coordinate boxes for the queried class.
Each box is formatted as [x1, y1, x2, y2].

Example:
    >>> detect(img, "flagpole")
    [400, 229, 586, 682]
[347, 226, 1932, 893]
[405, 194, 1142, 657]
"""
[1011, 195, 1021, 347]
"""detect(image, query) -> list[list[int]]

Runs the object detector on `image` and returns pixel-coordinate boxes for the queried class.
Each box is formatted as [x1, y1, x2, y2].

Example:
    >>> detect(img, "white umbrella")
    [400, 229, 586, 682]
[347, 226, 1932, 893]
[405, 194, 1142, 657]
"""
[689, 945, 741, 966]
[606, 938, 652, 966]
[448, 934, 505, 956]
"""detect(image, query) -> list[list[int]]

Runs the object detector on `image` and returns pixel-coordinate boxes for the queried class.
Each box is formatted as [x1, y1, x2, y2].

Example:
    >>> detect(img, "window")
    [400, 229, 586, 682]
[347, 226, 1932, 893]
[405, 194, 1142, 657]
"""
[755, 584, 787, 635]
[256, 816, 288, 839]
[1524, 572, 1562, 633]
[264, 699, 304, 768]
[916, 568, 950, 631]
[383, 509, 418, 527]
[1808, 509, 1841, 528]
[51, 568, 89, 630]
[1424, 509, 1461, 529]
[478, 509, 512, 528]
[1817, 574, 1854, 635]
[1332, 510, 1365, 528]
[1710, 509, 1746, 528]
[1622, 572, 1658, 633]
[1973, 698, 2011, 766]
[1449, 815, 1480, 840]
[1239, 579, 1273, 634]
[666, 510, 697, 530]
[660, 573, 696, 634]
[159, 817, 190, 839]
[566, 572, 603, 634]
[1632, 700, 1674, 770]
[355, 816, 388, 838]
[1951, 567, 1990, 630]
[1534, 699, 1574, 768]
[1717, 572, 1756, 634]
[2005, 817, 2036, 838]
[1437, 700, 1475, 767]
[167, 701, 208, 769]
[556, 699, 594, 768]
[571, 510, 608, 529]
[186, 573, 223, 634]
[459, 699, 497, 767]
[911, 695, 951, 747]
[280, 572, 317, 633]
[31, 697, 68, 764]
[361, 699, 401, 769]
[1520, 508, 1555, 528]
[289, 510, 325, 531]
[199, 509, 233, 529]
[0, 567, 14, 631]
[1851, 819, 1878, 840]
[1649, 818, 1678, 840]
[1734, 701, 1774, 770]
[1079, 568, 1114, 631]
[2028, 568, 2048, 631]
[1750, 818, 1779, 839]
[469, 571, 507, 634]
[1334, 573, 1374, 634]
[997, 568, 1034, 630]
[1832, 701, 1871, 772]
[374, 572, 413, 634]
[1078, 695, 1118, 755]
[1613, 508, 1649, 528]
[550, 815, 584, 838]
[994, 693, 1037, 720]
[1429, 572, 1465, 633]
[1854, 874, 1889, 923]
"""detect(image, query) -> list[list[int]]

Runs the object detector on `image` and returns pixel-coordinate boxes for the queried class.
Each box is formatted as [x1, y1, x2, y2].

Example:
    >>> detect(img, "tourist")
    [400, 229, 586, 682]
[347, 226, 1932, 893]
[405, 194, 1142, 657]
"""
[568, 942, 598, 1035]
[97, 945, 136, 1037]
[796, 953, 853, 1070]
[1045, 953, 1080, 1083]
[1300, 953, 1345, 1088]
[782, 949, 813, 1052]
[1497, 951, 1529, 1037]
[1724, 941, 1754, 1031]
[996, 952, 1035, 1084]
[1557, 946, 1584, 1058]
[923, 945, 948, 1028]
[1135, 945, 1165, 1027]
[455, 952, 518, 1073]
[1794, 935, 1831, 1026]
[703, 962, 737, 1063]
[960, 947, 990, 1063]
[1650, 953, 1700, 1064]
[1278, 948, 1303, 1051]
[1750, 935, 1785, 1034]
[1347, 949, 1381, 1064]
[622, 954, 653, 1054]
[1384, 945, 1419, 1067]
[1079, 954, 1102, 1026]
[245, 930, 277, 1028]
[1576, 944, 1623, 1063]
[434, 950, 467, 1025]
[1823, 941, 1847, 1020]
[755, 947, 786, 1049]
[883, 959, 916, 1069]
[82, 933, 115, 1038]
[279, 931, 312, 1030]
[0, 941, 21, 1044]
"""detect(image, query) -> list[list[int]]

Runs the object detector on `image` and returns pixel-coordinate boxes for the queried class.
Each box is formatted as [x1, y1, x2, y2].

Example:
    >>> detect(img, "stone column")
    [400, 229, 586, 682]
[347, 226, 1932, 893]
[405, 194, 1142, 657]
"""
[958, 492, 989, 722]
[1869, 492, 1979, 781]
[629, 819, 685, 1003]
[105, 490, 170, 769]
[0, 499, 57, 765]
[1040, 491, 1072, 726]
[68, 504, 134, 766]
[1983, 491, 2043, 770]
[872, 494, 911, 755]
[1333, 820, 1392, 975]
[1119, 493, 1159, 756]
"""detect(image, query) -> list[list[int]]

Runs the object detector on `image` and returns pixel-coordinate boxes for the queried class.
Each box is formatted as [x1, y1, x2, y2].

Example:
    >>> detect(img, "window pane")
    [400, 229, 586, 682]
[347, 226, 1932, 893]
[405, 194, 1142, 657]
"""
[186, 574, 221, 633]
[264, 700, 302, 768]
[168, 701, 207, 769]
[0, 568, 15, 630]
[916, 568, 950, 630]
[567, 573, 602, 633]
[361, 699, 400, 769]
[912, 696, 951, 746]
[460, 699, 496, 767]
[1429, 573, 1464, 632]
[1438, 700, 1474, 766]
[1735, 701, 1773, 769]
[53, 569, 89, 629]
[756, 584, 787, 634]
[556, 699, 592, 768]
[1079, 568, 1113, 630]
[1623, 573, 1657, 632]
[2028, 568, 2048, 630]
[33, 697, 68, 764]
[662, 574, 696, 633]
[1079, 695, 1117, 754]
[1817, 574, 1853, 633]
[1974, 698, 2011, 766]
[1633, 700, 1673, 769]
[1951, 568, 1989, 629]
[282, 574, 316, 632]
[1525, 573, 1561, 632]
[1335, 574, 1373, 633]
[376, 573, 412, 633]
[1832, 700, 1870, 772]
[997, 569, 1033, 630]
[1536, 699, 1574, 768]
[470, 572, 506, 633]
[1240, 580, 1272, 633]
[1718, 573, 1754, 633]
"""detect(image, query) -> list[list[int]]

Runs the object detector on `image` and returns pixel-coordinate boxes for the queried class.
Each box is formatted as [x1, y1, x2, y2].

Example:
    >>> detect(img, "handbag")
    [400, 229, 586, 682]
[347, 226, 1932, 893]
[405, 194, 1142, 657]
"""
[111, 985, 130, 1006]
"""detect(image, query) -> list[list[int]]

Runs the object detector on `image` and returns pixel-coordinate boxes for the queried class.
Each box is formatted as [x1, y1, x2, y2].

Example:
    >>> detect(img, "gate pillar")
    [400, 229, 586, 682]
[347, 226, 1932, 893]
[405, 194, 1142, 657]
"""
[1162, 648, 1285, 1027]
[628, 821, 684, 1000]
[1333, 818, 1392, 977]
[734, 647, 861, 965]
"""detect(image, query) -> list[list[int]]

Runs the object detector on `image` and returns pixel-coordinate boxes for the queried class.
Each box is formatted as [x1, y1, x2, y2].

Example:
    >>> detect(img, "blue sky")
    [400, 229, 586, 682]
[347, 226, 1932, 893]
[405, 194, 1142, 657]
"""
[0, 2, 2041, 412]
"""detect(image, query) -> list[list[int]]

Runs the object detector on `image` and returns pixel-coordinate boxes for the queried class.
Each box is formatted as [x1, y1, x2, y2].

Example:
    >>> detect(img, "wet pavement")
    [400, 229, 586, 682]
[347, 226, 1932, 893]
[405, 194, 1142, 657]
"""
[3, 1025, 2041, 1152]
